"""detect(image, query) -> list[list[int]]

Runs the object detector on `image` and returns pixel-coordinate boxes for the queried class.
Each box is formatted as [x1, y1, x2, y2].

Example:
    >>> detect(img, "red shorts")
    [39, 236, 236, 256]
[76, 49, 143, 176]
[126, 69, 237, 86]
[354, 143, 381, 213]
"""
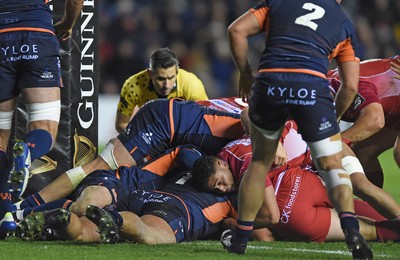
[270, 167, 333, 242]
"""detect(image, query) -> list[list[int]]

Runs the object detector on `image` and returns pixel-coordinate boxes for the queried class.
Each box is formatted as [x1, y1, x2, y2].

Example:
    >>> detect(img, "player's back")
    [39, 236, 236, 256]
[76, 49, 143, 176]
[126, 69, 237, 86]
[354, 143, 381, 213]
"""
[257, 0, 357, 75]
[329, 56, 400, 99]
[161, 172, 237, 241]
[0, 0, 53, 31]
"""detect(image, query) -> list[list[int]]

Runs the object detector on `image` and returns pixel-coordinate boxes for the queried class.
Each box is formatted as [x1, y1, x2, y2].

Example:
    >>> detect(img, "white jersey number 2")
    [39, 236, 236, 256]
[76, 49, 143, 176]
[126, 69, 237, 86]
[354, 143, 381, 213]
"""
[294, 3, 325, 31]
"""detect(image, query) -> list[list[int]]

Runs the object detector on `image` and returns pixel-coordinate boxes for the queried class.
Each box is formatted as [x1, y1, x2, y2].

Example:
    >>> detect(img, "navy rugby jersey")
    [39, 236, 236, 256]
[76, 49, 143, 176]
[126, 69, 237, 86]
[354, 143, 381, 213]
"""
[0, 0, 54, 33]
[252, 0, 360, 78]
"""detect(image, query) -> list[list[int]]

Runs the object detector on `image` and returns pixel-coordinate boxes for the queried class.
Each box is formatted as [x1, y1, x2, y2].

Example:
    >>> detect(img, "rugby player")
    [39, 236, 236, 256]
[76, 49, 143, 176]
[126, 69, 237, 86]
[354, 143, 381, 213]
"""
[226, 0, 370, 257]
[0, 0, 84, 238]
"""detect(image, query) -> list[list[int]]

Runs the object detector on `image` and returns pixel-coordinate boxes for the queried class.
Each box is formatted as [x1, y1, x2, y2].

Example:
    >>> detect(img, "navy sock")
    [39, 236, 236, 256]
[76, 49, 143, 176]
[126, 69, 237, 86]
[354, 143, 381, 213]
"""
[339, 212, 360, 232]
[0, 150, 12, 218]
[0, 150, 10, 192]
[23, 199, 73, 218]
[25, 129, 53, 161]
[20, 192, 45, 209]
[232, 219, 253, 245]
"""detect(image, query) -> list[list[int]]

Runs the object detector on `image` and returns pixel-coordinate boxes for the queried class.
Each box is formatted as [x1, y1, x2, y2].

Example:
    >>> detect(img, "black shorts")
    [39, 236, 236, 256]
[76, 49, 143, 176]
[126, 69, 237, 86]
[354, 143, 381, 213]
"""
[0, 31, 61, 101]
[250, 72, 340, 142]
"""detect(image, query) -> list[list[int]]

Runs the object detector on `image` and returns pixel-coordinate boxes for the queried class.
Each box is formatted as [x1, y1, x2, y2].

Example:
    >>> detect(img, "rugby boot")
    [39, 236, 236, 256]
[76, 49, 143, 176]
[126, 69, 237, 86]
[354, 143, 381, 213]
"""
[0, 212, 17, 239]
[344, 229, 373, 260]
[85, 205, 120, 244]
[8, 141, 31, 199]
[220, 229, 247, 255]
[16, 208, 70, 241]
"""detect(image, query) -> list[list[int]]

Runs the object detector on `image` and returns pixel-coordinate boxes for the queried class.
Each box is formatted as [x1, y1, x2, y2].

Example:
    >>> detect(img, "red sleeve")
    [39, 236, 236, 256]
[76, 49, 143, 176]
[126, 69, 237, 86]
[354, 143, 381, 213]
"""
[341, 81, 379, 122]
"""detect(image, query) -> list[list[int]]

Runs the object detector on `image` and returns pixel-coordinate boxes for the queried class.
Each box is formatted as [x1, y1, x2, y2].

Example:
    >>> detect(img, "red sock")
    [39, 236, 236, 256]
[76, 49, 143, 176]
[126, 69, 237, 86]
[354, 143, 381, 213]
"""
[354, 199, 386, 221]
[375, 220, 400, 242]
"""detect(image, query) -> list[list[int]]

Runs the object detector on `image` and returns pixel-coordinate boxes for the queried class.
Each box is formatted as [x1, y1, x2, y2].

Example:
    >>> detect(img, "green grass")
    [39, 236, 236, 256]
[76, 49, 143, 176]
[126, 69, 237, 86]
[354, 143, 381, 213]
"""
[0, 149, 398, 259]
[0, 239, 399, 259]
[380, 148, 400, 202]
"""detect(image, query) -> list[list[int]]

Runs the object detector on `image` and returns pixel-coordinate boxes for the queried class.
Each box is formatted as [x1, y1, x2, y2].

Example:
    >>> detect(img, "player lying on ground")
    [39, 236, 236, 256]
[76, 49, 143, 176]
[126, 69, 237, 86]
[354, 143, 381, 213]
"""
[16, 171, 272, 245]
[192, 120, 400, 223]
[15, 144, 205, 218]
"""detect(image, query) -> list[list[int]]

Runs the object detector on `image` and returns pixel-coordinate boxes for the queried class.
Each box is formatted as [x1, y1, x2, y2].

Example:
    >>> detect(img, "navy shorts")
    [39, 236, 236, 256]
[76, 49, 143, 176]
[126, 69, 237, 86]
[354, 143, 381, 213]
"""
[117, 190, 188, 243]
[71, 167, 165, 204]
[250, 72, 340, 142]
[0, 31, 61, 101]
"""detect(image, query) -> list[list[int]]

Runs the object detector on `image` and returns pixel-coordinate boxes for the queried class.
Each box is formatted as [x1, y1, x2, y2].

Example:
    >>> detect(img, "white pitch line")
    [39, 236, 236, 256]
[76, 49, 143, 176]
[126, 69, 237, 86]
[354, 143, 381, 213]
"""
[190, 241, 394, 258]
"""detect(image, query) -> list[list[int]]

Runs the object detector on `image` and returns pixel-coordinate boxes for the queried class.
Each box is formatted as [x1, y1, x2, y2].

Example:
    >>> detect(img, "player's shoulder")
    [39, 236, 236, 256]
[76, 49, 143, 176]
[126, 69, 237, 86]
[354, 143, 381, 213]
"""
[124, 69, 149, 87]
[125, 70, 149, 83]
[177, 68, 201, 82]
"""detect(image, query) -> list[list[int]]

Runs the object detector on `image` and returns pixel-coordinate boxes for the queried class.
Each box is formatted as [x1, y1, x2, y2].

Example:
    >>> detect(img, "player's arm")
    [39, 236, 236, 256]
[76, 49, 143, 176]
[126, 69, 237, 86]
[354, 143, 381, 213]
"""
[227, 10, 261, 102]
[183, 72, 209, 100]
[341, 102, 384, 144]
[273, 141, 288, 166]
[394, 134, 400, 167]
[115, 106, 138, 133]
[115, 80, 139, 133]
[254, 185, 279, 228]
[54, 0, 84, 41]
[335, 61, 359, 121]
[391, 57, 400, 80]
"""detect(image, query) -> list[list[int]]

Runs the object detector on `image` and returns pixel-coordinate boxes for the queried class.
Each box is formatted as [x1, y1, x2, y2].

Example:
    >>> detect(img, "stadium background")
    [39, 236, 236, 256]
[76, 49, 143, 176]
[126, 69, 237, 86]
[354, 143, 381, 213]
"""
[97, 0, 400, 148]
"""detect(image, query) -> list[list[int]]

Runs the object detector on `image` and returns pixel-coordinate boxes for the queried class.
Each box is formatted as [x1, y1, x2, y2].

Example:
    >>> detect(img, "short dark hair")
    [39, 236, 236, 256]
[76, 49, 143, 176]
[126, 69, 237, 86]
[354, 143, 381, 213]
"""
[149, 47, 179, 70]
[191, 155, 218, 191]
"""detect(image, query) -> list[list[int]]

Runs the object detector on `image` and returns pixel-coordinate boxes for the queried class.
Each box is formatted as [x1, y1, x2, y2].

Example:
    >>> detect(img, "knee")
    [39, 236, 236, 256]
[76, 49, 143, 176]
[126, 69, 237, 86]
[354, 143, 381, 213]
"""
[70, 201, 90, 216]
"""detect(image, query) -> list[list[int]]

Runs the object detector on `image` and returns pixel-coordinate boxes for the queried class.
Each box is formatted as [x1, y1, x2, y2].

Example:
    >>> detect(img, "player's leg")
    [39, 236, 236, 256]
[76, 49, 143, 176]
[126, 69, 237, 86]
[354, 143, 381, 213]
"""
[69, 185, 113, 216]
[393, 132, 400, 167]
[350, 172, 400, 220]
[15, 208, 100, 242]
[18, 135, 151, 211]
[308, 134, 374, 258]
[0, 98, 18, 237]
[120, 213, 176, 244]
[227, 120, 282, 253]
[8, 87, 61, 199]
[18, 155, 109, 210]
[292, 77, 371, 258]
[341, 141, 400, 220]
[352, 127, 397, 188]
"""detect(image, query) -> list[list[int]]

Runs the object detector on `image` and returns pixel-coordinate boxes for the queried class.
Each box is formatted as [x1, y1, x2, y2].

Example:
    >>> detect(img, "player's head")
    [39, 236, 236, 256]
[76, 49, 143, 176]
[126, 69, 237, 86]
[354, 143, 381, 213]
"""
[191, 155, 236, 194]
[148, 47, 179, 98]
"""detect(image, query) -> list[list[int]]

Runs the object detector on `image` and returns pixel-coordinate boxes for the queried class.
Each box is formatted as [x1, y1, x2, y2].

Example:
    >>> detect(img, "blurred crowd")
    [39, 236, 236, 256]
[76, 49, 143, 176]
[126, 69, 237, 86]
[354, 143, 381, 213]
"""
[98, 0, 400, 98]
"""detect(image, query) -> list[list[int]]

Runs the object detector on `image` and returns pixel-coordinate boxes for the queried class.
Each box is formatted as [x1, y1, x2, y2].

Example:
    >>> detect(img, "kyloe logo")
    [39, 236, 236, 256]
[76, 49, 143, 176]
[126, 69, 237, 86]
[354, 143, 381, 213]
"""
[41, 71, 54, 79]
[141, 132, 153, 144]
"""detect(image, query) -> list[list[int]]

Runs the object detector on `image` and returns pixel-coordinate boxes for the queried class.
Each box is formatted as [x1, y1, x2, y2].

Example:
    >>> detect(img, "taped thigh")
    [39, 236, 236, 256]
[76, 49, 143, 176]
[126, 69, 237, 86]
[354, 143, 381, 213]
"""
[308, 137, 342, 159]
[250, 120, 283, 140]
[0, 111, 14, 129]
[26, 100, 61, 122]
[318, 168, 352, 191]
[341, 156, 365, 175]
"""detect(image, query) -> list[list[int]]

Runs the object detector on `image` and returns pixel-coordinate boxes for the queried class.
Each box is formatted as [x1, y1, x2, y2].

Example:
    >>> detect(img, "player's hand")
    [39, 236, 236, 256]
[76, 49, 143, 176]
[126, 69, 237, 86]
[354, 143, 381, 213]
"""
[391, 58, 400, 80]
[54, 20, 73, 41]
[274, 142, 288, 166]
[238, 72, 254, 103]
